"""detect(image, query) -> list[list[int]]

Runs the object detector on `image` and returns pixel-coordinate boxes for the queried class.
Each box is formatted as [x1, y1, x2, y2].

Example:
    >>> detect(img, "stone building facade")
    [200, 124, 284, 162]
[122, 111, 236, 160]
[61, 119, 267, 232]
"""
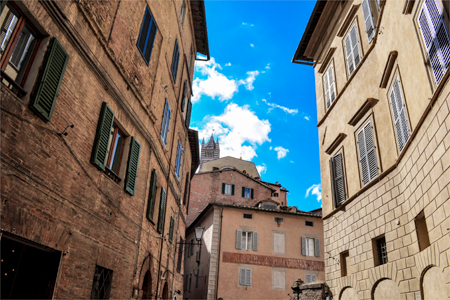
[293, 0, 450, 299]
[184, 203, 324, 300]
[0, 0, 208, 298]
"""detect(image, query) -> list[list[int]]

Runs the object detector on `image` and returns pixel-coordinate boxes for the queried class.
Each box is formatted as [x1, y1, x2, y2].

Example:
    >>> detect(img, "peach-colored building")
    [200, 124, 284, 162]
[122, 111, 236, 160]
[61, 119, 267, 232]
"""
[183, 202, 324, 300]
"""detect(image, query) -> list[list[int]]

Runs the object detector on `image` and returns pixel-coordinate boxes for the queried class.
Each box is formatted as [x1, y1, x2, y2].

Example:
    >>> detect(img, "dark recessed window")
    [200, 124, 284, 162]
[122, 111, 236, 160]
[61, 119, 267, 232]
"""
[305, 221, 314, 227]
[415, 210, 430, 251]
[263, 204, 276, 210]
[373, 236, 387, 266]
[90, 265, 113, 299]
[243, 213, 252, 219]
[340, 251, 349, 277]
[137, 7, 157, 65]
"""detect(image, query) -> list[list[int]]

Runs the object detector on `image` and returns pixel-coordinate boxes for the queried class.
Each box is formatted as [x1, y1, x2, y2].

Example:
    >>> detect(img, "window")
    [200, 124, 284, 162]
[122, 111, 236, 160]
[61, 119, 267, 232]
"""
[344, 24, 361, 76]
[90, 265, 113, 299]
[239, 268, 251, 286]
[340, 251, 349, 276]
[415, 211, 431, 251]
[323, 62, 336, 110]
[91, 102, 141, 195]
[242, 187, 254, 199]
[236, 230, 258, 250]
[183, 274, 188, 291]
[1, 2, 44, 97]
[185, 98, 192, 128]
[389, 76, 410, 152]
[331, 152, 346, 206]
[273, 192, 279, 197]
[137, 7, 157, 65]
[171, 39, 180, 82]
[169, 217, 175, 243]
[179, 0, 186, 26]
[362, 0, 376, 42]
[357, 121, 379, 186]
[157, 188, 166, 233]
[243, 213, 253, 219]
[373, 236, 388, 266]
[273, 232, 286, 254]
[222, 183, 235, 195]
[175, 141, 182, 178]
[305, 274, 317, 284]
[272, 269, 286, 290]
[177, 237, 183, 273]
[263, 203, 276, 210]
[274, 217, 284, 224]
[305, 221, 314, 227]
[301, 237, 320, 257]
[146, 169, 158, 222]
[160, 99, 171, 146]
[418, 0, 450, 84]
[181, 80, 187, 112]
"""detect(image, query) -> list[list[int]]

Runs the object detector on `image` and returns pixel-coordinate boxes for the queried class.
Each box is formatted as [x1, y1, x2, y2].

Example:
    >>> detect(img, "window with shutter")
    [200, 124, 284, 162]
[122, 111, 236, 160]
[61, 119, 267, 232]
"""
[323, 63, 336, 110]
[147, 169, 158, 222]
[181, 80, 187, 112]
[389, 77, 410, 152]
[252, 232, 258, 251]
[169, 217, 174, 243]
[239, 269, 251, 286]
[418, 0, 450, 84]
[175, 141, 182, 178]
[344, 24, 362, 76]
[223, 183, 233, 195]
[236, 230, 242, 249]
[171, 39, 180, 82]
[91, 102, 115, 171]
[241, 231, 253, 250]
[331, 152, 346, 206]
[157, 188, 166, 233]
[314, 238, 321, 257]
[180, 0, 187, 26]
[362, 0, 376, 42]
[137, 7, 157, 65]
[177, 237, 183, 273]
[160, 99, 171, 146]
[303, 237, 315, 256]
[124, 137, 141, 195]
[357, 121, 379, 185]
[185, 99, 192, 128]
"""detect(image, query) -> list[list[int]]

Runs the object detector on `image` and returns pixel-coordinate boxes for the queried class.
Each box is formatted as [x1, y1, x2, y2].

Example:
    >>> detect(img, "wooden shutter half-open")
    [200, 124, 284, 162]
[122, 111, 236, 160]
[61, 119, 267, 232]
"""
[125, 137, 141, 195]
[231, 184, 235, 195]
[185, 99, 192, 128]
[350, 25, 361, 68]
[177, 237, 183, 272]
[250, 188, 254, 199]
[169, 217, 174, 243]
[236, 230, 242, 249]
[147, 169, 158, 222]
[181, 81, 187, 112]
[239, 269, 246, 285]
[362, 0, 375, 42]
[222, 183, 225, 194]
[332, 153, 346, 206]
[252, 232, 258, 251]
[91, 102, 114, 171]
[314, 238, 321, 257]
[157, 188, 166, 233]
[390, 77, 410, 152]
[344, 33, 354, 75]
[301, 237, 306, 256]
[30, 38, 69, 122]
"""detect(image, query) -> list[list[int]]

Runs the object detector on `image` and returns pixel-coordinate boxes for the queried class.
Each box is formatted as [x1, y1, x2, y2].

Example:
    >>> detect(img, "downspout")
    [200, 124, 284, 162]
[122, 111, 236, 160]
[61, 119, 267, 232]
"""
[214, 207, 224, 300]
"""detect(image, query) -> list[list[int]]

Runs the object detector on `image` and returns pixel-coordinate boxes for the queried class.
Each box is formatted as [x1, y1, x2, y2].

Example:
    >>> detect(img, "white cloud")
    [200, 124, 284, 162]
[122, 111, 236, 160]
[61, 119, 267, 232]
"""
[304, 116, 310, 121]
[290, 161, 295, 163]
[256, 164, 267, 175]
[262, 99, 298, 115]
[250, 43, 254, 47]
[242, 22, 247, 25]
[238, 71, 259, 91]
[269, 146, 273, 150]
[274, 146, 289, 159]
[225, 62, 231, 67]
[199, 103, 271, 161]
[265, 63, 270, 70]
[242, 22, 254, 27]
[305, 184, 322, 202]
[192, 57, 239, 103]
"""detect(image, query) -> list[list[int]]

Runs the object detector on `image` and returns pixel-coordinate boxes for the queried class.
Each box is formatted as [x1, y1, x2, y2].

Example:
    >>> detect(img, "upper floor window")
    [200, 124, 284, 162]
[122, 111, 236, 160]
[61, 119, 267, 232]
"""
[362, 0, 376, 42]
[236, 230, 258, 250]
[222, 183, 235, 195]
[417, 0, 450, 84]
[181, 80, 187, 112]
[175, 141, 183, 178]
[137, 7, 157, 65]
[171, 39, 180, 83]
[323, 62, 336, 110]
[305, 274, 317, 284]
[344, 24, 361, 76]
[301, 237, 320, 257]
[239, 268, 252, 286]
[263, 203, 276, 210]
[179, 0, 187, 27]
[389, 76, 410, 152]
[160, 99, 171, 146]
[357, 121, 378, 186]
[330, 152, 346, 206]
[242, 187, 254, 199]
[146, 169, 158, 223]
[305, 221, 314, 227]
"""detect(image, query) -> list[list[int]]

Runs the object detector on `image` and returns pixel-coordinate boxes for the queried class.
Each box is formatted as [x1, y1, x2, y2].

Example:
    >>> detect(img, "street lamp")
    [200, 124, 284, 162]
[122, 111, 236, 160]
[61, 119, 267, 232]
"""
[195, 227, 204, 243]
[291, 278, 304, 300]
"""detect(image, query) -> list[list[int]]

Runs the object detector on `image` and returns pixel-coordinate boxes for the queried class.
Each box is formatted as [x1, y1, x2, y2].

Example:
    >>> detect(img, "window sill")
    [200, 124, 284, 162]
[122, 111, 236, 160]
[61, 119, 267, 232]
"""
[1, 71, 27, 97]
[104, 167, 122, 184]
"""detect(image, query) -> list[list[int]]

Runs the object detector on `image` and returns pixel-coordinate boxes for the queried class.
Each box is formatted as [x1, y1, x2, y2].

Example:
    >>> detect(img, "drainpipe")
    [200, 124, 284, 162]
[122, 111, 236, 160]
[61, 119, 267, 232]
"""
[214, 207, 224, 300]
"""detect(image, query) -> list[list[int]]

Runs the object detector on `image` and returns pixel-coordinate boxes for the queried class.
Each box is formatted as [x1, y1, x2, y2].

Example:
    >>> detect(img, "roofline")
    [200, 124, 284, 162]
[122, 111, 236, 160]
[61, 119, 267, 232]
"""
[291, 0, 327, 64]
[188, 129, 200, 179]
[190, 0, 210, 60]
[187, 202, 322, 231]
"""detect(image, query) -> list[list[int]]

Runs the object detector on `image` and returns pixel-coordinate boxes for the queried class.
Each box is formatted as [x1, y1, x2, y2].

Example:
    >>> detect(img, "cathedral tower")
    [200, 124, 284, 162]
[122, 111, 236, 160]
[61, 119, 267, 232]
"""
[200, 134, 220, 167]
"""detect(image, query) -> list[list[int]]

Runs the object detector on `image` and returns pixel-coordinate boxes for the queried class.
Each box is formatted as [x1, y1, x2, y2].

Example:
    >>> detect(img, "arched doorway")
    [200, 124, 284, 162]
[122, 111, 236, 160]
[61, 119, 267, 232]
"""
[162, 282, 169, 300]
[422, 266, 447, 299]
[340, 286, 359, 300]
[142, 270, 152, 299]
[372, 279, 401, 300]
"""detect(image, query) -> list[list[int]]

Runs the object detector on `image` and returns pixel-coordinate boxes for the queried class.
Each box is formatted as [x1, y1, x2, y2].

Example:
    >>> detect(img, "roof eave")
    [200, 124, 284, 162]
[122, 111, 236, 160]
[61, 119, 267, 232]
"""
[190, 0, 210, 60]
[188, 129, 200, 179]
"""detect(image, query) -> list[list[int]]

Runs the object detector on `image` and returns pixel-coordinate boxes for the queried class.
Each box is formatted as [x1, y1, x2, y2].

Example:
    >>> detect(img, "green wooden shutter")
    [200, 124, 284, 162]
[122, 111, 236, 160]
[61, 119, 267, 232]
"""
[91, 102, 115, 171]
[146, 169, 158, 222]
[242, 187, 245, 197]
[169, 217, 174, 243]
[231, 184, 235, 195]
[250, 188, 254, 199]
[185, 99, 192, 128]
[181, 81, 187, 112]
[222, 183, 225, 194]
[125, 137, 141, 195]
[157, 188, 166, 233]
[30, 38, 69, 122]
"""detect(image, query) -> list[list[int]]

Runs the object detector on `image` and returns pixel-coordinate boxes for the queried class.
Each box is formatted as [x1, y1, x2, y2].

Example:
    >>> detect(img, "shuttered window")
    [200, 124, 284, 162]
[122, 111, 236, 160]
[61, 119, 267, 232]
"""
[177, 237, 184, 273]
[124, 137, 141, 195]
[185, 98, 192, 128]
[389, 77, 410, 152]
[362, 0, 376, 42]
[171, 39, 180, 83]
[30, 38, 69, 122]
[418, 0, 450, 84]
[331, 152, 346, 206]
[160, 99, 171, 146]
[344, 24, 361, 76]
[146, 169, 158, 222]
[157, 188, 166, 233]
[306, 274, 317, 284]
[301, 237, 320, 257]
[222, 183, 235, 195]
[175, 141, 182, 178]
[236, 230, 258, 250]
[242, 187, 254, 199]
[239, 269, 251, 286]
[91, 102, 115, 171]
[323, 63, 336, 110]
[357, 121, 379, 185]
[137, 7, 157, 65]
[181, 80, 187, 112]
[169, 217, 174, 243]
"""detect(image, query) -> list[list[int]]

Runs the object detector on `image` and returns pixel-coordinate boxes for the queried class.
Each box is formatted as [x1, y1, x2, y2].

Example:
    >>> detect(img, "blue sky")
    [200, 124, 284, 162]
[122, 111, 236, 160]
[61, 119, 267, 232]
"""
[190, 0, 321, 212]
